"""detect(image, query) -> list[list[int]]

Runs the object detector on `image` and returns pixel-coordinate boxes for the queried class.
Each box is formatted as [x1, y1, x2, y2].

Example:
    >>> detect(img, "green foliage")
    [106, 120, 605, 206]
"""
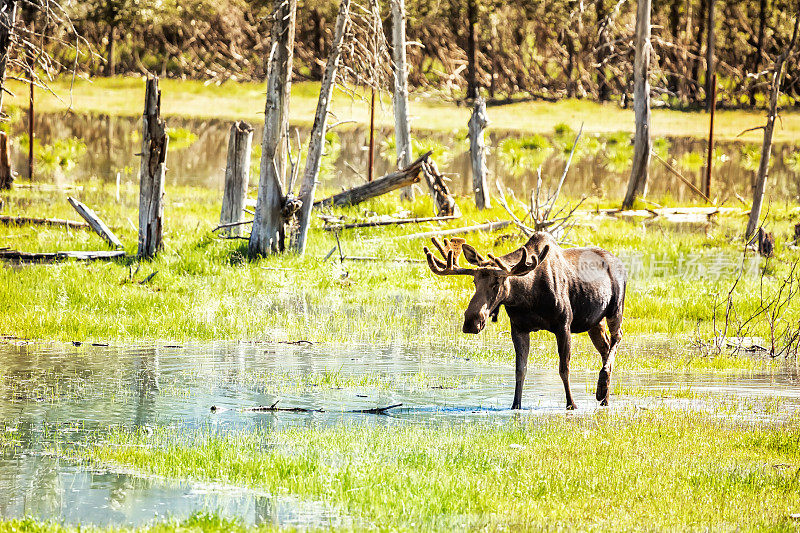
[784, 150, 800, 173]
[677, 151, 706, 172]
[17, 135, 87, 176]
[740, 144, 762, 171]
[499, 134, 553, 176]
[166, 127, 198, 151]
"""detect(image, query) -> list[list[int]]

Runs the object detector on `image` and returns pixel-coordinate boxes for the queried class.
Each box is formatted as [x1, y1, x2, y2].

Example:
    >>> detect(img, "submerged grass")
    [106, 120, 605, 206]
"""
[1, 181, 799, 371]
[59, 409, 800, 531]
[0, 514, 282, 532]
[6, 77, 800, 142]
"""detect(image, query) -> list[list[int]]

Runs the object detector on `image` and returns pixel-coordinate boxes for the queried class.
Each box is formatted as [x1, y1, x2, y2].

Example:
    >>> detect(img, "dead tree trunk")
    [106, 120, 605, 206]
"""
[422, 158, 459, 217]
[0, 0, 17, 117]
[220, 121, 254, 237]
[392, 0, 414, 200]
[294, 0, 351, 255]
[0, 131, 10, 189]
[67, 197, 123, 249]
[249, 0, 297, 256]
[705, 0, 715, 112]
[622, 0, 652, 210]
[746, 63, 788, 238]
[746, 11, 799, 239]
[138, 77, 168, 259]
[595, 0, 611, 102]
[750, 0, 768, 105]
[468, 97, 490, 209]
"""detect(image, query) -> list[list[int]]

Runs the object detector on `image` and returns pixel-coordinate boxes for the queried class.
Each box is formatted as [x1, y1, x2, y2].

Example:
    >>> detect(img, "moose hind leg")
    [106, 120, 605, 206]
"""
[510, 328, 530, 410]
[588, 324, 612, 405]
[556, 329, 576, 410]
[598, 316, 623, 406]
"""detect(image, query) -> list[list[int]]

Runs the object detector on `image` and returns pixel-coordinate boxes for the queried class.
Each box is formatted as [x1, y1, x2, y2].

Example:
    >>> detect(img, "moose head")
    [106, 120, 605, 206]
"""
[423, 237, 549, 334]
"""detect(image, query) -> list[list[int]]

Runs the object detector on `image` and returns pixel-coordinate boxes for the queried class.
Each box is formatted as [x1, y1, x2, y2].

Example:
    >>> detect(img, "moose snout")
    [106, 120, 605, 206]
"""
[463, 310, 488, 334]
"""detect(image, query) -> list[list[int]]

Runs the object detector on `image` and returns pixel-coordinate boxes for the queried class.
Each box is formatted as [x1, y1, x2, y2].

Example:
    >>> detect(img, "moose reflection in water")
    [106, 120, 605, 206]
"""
[424, 232, 627, 410]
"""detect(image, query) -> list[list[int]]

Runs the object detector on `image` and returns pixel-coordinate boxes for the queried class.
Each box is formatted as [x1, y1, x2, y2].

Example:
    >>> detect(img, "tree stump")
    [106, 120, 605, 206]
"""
[138, 77, 168, 259]
[220, 121, 254, 237]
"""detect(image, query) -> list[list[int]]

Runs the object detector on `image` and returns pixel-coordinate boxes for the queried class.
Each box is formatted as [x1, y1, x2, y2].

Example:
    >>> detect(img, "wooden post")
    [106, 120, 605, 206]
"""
[250, 0, 297, 256]
[0, 131, 11, 190]
[468, 97, 490, 209]
[0, 0, 17, 117]
[704, 74, 716, 199]
[27, 61, 33, 181]
[294, 0, 351, 255]
[705, 0, 716, 112]
[220, 121, 254, 237]
[137, 77, 168, 259]
[622, 0, 652, 210]
[392, 0, 414, 200]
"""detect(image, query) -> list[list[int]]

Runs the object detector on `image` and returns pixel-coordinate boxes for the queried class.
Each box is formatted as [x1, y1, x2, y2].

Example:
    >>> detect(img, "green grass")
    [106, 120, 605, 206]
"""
[53, 409, 800, 531]
[0, 514, 283, 532]
[1, 181, 798, 371]
[6, 76, 800, 142]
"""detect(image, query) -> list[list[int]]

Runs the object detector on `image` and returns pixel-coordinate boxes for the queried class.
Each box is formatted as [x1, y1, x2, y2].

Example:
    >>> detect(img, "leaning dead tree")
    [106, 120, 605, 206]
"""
[294, 0, 351, 255]
[746, 7, 800, 240]
[138, 77, 168, 259]
[622, 0, 652, 210]
[392, 0, 414, 200]
[249, 0, 297, 256]
[0, 0, 17, 116]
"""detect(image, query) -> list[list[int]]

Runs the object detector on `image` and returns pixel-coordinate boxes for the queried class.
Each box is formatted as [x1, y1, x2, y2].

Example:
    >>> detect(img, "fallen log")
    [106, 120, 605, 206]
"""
[67, 197, 124, 248]
[0, 249, 126, 263]
[322, 214, 459, 231]
[314, 151, 432, 208]
[1, 215, 89, 229]
[210, 401, 403, 415]
[382, 220, 512, 241]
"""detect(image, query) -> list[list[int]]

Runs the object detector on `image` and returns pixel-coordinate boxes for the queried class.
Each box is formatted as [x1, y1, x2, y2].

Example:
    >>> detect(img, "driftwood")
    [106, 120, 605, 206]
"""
[0, 249, 126, 263]
[597, 206, 744, 223]
[220, 121, 254, 237]
[138, 77, 168, 259]
[650, 150, 711, 203]
[314, 151, 432, 208]
[211, 401, 403, 415]
[0, 215, 88, 229]
[67, 197, 123, 249]
[321, 214, 458, 231]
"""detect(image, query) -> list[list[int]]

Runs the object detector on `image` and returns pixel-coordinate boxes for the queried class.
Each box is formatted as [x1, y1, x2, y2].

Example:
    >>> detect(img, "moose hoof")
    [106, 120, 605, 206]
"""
[600, 398, 609, 407]
[566, 403, 577, 411]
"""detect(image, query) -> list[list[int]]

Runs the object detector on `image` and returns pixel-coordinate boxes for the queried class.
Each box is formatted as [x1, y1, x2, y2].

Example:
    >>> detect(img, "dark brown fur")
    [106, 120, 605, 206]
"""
[424, 232, 627, 410]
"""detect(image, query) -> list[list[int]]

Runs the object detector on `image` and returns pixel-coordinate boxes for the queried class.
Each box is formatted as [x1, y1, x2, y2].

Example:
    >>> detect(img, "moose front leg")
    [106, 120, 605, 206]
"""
[556, 328, 576, 410]
[510, 328, 530, 410]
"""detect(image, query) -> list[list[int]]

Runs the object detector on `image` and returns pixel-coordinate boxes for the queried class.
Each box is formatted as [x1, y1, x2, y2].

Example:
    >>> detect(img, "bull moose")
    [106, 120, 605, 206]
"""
[423, 232, 627, 410]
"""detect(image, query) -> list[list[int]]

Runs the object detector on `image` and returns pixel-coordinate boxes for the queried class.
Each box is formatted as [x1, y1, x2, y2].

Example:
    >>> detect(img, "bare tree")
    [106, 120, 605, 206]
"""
[746, 5, 800, 239]
[622, 0, 652, 209]
[392, 0, 414, 200]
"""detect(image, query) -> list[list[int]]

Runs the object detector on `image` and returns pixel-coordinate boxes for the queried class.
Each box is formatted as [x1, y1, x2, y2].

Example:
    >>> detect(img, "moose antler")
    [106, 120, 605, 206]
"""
[423, 239, 544, 277]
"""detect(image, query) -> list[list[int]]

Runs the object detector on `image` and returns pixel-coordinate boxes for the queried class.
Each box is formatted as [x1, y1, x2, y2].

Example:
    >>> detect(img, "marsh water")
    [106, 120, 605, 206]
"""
[12, 113, 800, 202]
[1, 340, 799, 528]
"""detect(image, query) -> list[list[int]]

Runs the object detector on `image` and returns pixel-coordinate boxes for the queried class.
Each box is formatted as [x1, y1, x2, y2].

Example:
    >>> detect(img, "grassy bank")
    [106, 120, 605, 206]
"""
[6, 77, 800, 142]
[37, 409, 799, 530]
[1, 182, 799, 371]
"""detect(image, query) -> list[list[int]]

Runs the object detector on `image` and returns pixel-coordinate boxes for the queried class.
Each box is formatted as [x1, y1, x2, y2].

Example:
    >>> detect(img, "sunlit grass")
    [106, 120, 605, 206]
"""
[1, 181, 798, 371]
[6, 76, 800, 142]
[58, 409, 800, 530]
[0, 514, 282, 532]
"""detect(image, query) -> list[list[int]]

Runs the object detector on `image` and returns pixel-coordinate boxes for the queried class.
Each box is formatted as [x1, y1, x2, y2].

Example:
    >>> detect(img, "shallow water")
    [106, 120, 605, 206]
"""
[1, 341, 798, 527]
[13, 113, 800, 202]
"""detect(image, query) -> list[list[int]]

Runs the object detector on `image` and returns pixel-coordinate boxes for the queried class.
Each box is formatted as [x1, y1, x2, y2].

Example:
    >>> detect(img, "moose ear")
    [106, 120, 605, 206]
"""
[538, 245, 550, 264]
[462, 243, 488, 266]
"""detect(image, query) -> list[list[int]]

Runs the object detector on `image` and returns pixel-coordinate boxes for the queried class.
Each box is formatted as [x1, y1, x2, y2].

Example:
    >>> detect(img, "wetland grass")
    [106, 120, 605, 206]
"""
[1, 182, 799, 372]
[54, 409, 800, 530]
